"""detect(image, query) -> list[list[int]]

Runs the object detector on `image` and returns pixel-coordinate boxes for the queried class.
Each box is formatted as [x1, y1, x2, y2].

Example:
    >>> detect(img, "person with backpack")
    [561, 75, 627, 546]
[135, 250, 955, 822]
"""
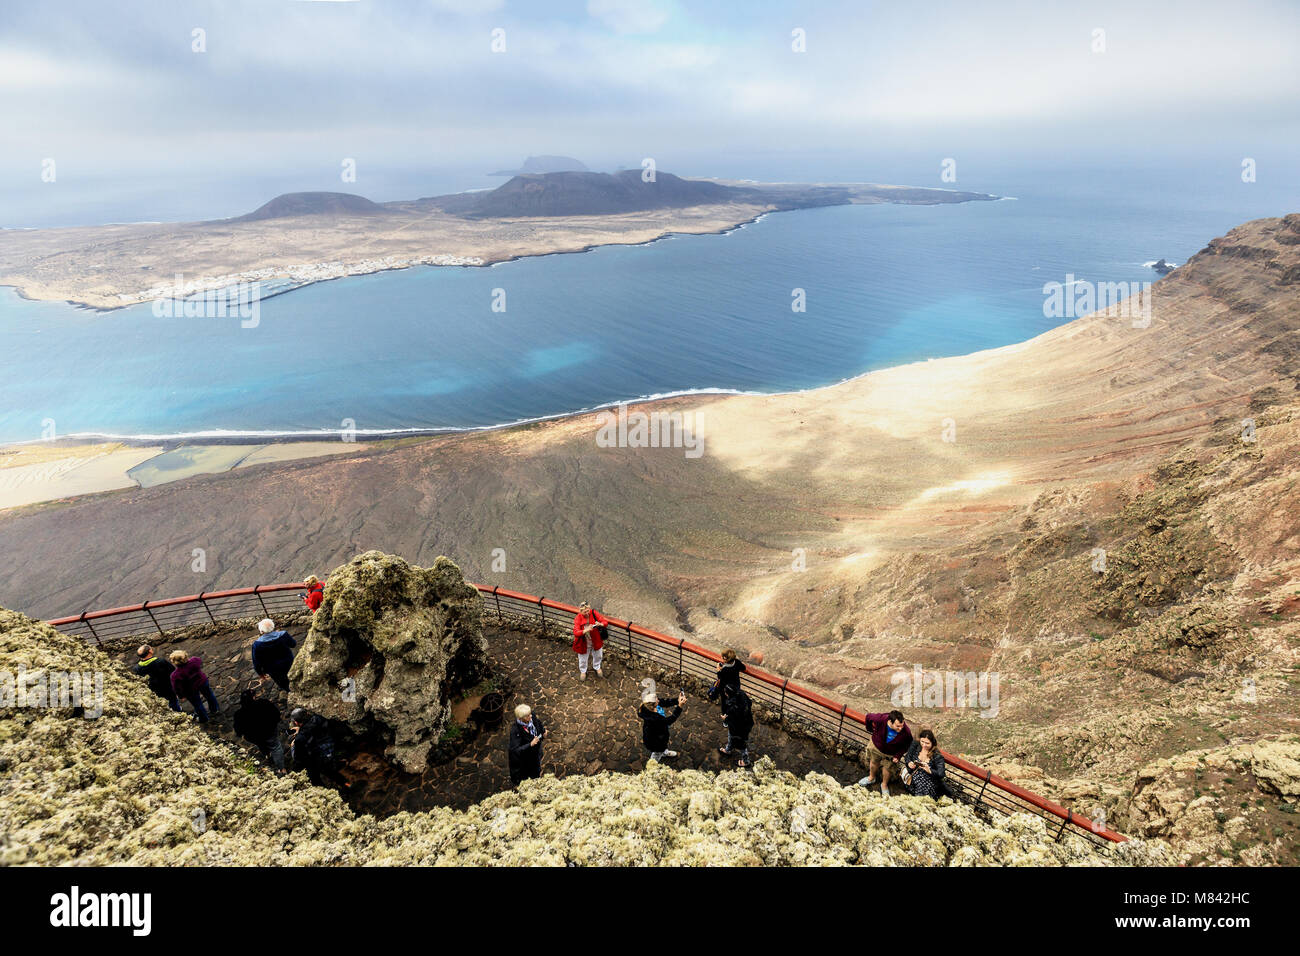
[572, 601, 607, 680]
[719, 686, 754, 769]
[302, 575, 324, 613]
[638, 689, 685, 763]
[507, 703, 547, 786]
[707, 648, 746, 704]
[134, 644, 180, 712]
[901, 729, 948, 799]
[251, 618, 297, 691]
[168, 650, 219, 722]
[289, 708, 349, 789]
[233, 687, 284, 771]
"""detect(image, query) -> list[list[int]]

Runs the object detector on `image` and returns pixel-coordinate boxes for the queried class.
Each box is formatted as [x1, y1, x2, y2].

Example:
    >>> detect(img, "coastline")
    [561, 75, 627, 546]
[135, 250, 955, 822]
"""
[0, 182, 997, 312]
[0, 335, 1024, 510]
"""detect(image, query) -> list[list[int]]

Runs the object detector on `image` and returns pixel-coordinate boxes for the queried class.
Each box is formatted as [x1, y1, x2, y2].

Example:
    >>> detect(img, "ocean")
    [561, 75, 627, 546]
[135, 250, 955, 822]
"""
[1, 165, 1296, 445]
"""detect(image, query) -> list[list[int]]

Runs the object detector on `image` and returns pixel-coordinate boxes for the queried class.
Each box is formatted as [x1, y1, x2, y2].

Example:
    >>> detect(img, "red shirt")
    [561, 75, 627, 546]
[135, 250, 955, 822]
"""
[572, 609, 608, 654]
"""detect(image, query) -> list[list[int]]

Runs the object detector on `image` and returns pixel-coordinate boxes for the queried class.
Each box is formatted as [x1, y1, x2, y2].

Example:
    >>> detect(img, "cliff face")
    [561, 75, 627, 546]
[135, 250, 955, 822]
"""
[0, 606, 1167, 866]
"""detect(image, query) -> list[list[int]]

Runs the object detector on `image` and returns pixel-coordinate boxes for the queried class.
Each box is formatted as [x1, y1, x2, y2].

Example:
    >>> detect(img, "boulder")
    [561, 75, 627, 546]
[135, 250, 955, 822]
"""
[1251, 737, 1300, 799]
[288, 551, 487, 773]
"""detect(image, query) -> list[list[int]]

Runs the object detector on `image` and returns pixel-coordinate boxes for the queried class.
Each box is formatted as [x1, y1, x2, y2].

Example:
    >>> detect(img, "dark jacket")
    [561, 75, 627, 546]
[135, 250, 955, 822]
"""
[709, 660, 746, 701]
[170, 656, 209, 698]
[507, 716, 546, 783]
[722, 690, 755, 739]
[638, 697, 681, 752]
[864, 712, 913, 757]
[135, 655, 176, 700]
[292, 715, 336, 771]
[251, 630, 297, 677]
[903, 739, 948, 798]
[233, 691, 280, 744]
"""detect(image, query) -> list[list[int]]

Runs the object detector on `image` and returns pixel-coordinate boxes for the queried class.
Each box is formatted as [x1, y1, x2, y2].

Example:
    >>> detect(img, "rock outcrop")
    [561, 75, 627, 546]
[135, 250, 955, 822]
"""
[1125, 737, 1300, 865]
[288, 551, 487, 773]
[0, 604, 1171, 866]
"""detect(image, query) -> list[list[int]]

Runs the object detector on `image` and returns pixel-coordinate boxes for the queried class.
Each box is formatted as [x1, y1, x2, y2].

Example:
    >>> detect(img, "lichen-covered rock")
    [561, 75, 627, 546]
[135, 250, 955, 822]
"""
[1250, 737, 1300, 799]
[0, 604, 1170, 866]
[288, 551, 487, 772]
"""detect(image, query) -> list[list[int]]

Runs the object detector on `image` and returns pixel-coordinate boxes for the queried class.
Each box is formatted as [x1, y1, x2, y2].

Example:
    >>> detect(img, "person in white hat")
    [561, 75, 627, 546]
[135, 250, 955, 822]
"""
[251, 617, 297, 691]
[638, 688, 685, 762]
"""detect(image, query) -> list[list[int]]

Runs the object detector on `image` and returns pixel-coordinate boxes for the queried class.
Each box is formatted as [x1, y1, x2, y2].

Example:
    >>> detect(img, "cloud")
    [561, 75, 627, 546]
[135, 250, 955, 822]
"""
[587, 0, 671, 35]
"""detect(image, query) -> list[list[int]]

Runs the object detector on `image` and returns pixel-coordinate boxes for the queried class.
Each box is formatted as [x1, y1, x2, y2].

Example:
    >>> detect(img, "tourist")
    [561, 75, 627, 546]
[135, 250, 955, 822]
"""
[856, 709, 912, 798]
[134, 644, 180, 712]
[639, 689, 685, 762]
[252, 618, 297, 691]
[718, 686, 754, 769]
[302, 575, 324, 613]
[233, 687, 285, 771]
[507, 703, 547, 786]
[902, 729, 948, 799]
[707, 648, 746, 704]
[572, 601, 607, 680]
[168, 650, 219, 723]
[289, 708, 349, 788]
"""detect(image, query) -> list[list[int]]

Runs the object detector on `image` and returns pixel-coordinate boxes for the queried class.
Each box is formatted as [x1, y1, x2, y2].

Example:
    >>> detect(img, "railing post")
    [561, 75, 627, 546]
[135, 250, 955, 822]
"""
[142, 601, 164, 636]
[198, 592, 216, 624]
[779, 679, 788, 722]
[80, 612, 101, 646]
[1055, 809, 1072, 842]
[253, 585, 271, 617]
[538, 598, 546, 632]
[976, 768, 992, 804]
[625, 624, 633, 658]
[835, 703, 847, 747]
[492, 587, 503, 624]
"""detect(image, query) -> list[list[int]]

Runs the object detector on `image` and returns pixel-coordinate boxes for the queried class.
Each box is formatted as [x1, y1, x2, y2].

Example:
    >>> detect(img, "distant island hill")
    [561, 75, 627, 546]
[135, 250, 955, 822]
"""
[0, 166, 998, 310]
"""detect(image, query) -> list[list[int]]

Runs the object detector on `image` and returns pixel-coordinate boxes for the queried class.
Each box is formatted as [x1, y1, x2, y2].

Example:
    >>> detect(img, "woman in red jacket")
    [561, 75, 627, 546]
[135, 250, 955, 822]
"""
[572, 602, 607, 680]
[302, 575, 324, 613]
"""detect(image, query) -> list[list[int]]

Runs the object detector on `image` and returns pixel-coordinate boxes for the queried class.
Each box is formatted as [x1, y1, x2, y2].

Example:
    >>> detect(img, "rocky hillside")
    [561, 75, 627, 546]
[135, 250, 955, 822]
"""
[0, 605, 1167, 866]
[435, 170, 749, 218]
[230, 191, 390, 222]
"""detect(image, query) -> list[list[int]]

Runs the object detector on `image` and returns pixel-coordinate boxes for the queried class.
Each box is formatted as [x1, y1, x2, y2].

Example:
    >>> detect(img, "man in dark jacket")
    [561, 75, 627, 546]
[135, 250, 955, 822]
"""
[707, 649, 746, 704]
[233, 688, 284, 770]
[638, 690, 685, 762]
[507, 703, 547, 786]
[252, 619, 297, 690]
[134, 644, 180, 712]
[858, 709, 913, 798]
[719, 687, 755, 768]
[290, 708, 349, 788]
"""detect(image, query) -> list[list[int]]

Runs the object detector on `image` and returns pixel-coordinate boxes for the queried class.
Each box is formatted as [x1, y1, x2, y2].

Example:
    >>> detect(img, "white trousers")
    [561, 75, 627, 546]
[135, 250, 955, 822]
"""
[577, 646, 604, 674]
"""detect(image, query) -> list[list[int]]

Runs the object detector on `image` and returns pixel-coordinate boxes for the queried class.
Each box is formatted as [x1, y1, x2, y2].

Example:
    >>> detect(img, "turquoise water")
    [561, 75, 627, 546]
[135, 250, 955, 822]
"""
[1, 169, 1295, 444]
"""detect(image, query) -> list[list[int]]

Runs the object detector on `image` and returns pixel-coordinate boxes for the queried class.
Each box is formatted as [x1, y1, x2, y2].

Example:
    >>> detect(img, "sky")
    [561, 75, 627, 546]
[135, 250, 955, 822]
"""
[1, 0, 1298, 225]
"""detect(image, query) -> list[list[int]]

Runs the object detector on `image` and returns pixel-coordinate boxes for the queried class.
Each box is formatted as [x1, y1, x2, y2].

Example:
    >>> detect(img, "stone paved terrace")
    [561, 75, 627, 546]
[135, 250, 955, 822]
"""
[114, 622, 868, 816]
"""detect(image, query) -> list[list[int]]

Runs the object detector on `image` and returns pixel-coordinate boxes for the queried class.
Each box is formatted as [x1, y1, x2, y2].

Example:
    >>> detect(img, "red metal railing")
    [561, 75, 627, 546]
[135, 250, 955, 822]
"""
[46, 580, 1127, 848]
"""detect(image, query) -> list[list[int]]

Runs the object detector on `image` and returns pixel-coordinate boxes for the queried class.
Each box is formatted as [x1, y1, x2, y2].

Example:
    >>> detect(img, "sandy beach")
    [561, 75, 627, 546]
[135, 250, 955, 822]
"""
[0, 440, 371, 510]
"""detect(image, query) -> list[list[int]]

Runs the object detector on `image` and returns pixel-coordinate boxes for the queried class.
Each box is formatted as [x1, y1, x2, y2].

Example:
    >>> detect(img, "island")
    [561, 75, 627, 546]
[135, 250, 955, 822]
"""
[0, 171, 997, 310]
